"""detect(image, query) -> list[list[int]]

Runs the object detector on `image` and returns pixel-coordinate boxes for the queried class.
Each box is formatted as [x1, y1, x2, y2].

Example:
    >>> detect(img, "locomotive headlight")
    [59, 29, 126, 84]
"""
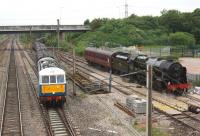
[53, 92, 55, 94]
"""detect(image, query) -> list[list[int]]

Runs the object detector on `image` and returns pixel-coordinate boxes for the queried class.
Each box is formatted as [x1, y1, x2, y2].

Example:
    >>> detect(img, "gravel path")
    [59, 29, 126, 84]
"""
[179, 57, 200, 74]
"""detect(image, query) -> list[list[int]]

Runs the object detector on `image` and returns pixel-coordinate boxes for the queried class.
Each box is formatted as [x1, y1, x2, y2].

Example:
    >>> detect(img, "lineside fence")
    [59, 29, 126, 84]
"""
[110, 46, 200, 85]
[138, 48, 200, 58]
[110, 46, 200, 58]
[187, 73, 200, 85]
[141, 48, 200, 84]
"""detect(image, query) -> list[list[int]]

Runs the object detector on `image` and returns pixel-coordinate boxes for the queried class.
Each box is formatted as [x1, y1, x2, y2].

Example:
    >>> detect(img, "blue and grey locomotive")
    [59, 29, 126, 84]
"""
[33, 42, 67, 106]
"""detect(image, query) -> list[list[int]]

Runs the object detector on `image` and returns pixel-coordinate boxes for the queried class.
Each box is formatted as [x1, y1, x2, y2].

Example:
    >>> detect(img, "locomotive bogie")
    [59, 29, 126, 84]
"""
[39, 96, 66, 106]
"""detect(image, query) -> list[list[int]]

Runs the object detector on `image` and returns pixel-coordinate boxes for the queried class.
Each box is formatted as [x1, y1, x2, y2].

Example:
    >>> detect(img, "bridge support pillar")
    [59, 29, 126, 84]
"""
[29, 26, 32, 37]
[60, 32, 65, 41]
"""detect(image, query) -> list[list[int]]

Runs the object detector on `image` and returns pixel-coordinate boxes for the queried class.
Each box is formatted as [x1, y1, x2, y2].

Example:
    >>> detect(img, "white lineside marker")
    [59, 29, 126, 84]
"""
[88, 127, 118, 134]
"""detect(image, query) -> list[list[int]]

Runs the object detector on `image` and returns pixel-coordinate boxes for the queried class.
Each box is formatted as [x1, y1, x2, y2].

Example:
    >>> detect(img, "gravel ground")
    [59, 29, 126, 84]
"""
[60, 54, 200, 136]
[179, 57, 200, 74]
[0, 40, 11, 129]
[18, 46, 200, 136]
[60, 61, 142, 136]
[15, 43, 48, 136]
[64, 81, 136, 136]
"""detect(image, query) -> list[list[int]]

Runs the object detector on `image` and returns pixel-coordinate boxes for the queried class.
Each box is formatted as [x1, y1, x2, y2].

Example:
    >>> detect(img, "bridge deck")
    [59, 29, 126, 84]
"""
[0, 25, 90, 33]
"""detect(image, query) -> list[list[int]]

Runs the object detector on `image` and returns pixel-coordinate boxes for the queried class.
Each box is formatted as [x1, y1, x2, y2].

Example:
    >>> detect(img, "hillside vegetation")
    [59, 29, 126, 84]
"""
[21, 9, 200, 55]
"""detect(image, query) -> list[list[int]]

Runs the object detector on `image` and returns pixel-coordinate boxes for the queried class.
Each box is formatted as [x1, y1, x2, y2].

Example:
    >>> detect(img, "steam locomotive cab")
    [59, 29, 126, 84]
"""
[84, 47, 189, 95]
[130, 55, 148, 85]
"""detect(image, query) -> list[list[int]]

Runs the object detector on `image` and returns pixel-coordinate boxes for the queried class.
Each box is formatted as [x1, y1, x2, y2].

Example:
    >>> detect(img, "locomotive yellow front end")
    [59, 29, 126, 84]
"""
[39, 67, 67, 106]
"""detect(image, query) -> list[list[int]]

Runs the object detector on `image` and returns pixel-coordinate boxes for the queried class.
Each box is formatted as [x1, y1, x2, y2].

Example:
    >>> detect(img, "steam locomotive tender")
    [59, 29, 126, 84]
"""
[33, 42, 67, 106]
[85, 47, 189, 95]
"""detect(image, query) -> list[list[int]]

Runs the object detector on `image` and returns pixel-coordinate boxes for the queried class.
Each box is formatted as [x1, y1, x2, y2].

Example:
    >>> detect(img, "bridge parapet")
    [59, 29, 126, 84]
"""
[0, 25, 90, 33]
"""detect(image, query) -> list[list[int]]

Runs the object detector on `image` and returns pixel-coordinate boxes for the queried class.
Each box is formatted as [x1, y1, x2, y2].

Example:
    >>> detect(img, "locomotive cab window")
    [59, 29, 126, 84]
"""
[42, 76, 49, 83]
[50, 75, 56, 83]
[57, 75, 64, 83]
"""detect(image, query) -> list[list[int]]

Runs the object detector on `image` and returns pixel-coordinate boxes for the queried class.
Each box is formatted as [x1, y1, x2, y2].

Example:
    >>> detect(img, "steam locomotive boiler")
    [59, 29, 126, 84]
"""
[85, 47, 189, 95]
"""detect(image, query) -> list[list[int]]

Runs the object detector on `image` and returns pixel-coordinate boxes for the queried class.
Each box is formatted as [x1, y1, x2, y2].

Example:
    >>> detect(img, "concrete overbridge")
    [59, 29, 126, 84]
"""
[0, 25, 91, 34]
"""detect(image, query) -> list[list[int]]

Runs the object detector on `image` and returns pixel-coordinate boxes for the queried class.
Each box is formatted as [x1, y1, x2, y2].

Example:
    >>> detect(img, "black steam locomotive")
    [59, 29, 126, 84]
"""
[85, 47, 189, 95]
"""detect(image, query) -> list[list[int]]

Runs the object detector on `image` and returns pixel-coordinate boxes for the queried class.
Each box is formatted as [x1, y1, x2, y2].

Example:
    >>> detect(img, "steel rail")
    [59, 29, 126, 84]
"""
[35, 42, 79, 136]
[18, 41, 79, 136]
[0, 40, 11, 136]
[58, 108, 77, 136]
[16, 41, 53, 136]
[58, 51, 200, 133]
[0, 40, 23, 136]
[48, 108, 78, 136]
[15, 40, 24, 136]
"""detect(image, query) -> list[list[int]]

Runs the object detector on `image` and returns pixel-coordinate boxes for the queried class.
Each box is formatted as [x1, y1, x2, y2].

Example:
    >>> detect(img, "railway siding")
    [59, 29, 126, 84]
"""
[60, 52, 188, 115]
[19, 41, 82, 136]
[0, 41, 11, 127]
[1, 43, 22, 136]
[16, 41, 49, 136]
[57, 51, 200, 134]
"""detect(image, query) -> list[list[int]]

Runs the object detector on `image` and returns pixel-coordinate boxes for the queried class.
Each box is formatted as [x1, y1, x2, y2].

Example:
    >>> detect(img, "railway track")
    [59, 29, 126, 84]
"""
[0, 43, 23, 136]
[59, 51, 200, 108]
[48, 108, 79, 136]
[57, 51, 200, 133]
[16, 41, 80, 136]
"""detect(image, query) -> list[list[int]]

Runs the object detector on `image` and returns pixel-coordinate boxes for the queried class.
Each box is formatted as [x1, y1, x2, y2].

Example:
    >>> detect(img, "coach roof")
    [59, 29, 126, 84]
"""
[85, 47, 116, 57]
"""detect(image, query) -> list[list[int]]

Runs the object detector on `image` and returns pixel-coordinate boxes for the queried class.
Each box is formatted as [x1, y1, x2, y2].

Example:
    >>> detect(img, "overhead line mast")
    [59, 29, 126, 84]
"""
[125, 0, 128, 18]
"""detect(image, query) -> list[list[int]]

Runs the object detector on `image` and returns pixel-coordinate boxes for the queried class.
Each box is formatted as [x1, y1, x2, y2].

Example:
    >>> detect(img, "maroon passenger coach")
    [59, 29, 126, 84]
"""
[84, 47, 116, 69]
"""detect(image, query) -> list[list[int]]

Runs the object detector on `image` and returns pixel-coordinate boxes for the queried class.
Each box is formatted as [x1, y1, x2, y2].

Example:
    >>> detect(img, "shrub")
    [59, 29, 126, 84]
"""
[169, 32, 195, 46]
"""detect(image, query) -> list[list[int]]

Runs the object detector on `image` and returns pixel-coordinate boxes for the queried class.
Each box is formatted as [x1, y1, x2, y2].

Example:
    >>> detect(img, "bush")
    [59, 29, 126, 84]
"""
[75, 41, 88, 56]
[169, 32, 195, 46]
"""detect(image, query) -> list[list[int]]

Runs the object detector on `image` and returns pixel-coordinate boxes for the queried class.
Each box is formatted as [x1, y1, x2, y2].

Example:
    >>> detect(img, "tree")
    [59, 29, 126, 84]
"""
[90, 19, 102, 30]
[84, 19, 90, 25]
[191, 9, 200, 43]
[160, 9, 183, 32]
[169, 32, 195, 46]
[192, 27, 200, 44]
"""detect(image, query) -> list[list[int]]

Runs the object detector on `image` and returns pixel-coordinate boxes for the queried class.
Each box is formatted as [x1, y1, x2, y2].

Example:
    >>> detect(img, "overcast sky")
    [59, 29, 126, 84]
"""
[0, 0, 199, 25]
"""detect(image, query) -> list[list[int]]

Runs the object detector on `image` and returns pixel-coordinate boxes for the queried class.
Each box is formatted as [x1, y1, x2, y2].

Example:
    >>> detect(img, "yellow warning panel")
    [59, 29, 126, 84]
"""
[153, 101, 181, 115]
[42, 84, 65, 94]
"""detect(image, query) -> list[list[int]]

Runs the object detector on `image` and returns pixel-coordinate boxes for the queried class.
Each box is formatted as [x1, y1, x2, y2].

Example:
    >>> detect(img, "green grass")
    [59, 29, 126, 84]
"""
[0, 35, 7, 41]
[193, 80, 200, 86]
[78, 92, 87, 99]
[152, 128, 169, 136]
[133, 121, 169, 136]
[19, 35, 33, 48]
[142, 45, 168, 49]
[135, 127, 169, 136]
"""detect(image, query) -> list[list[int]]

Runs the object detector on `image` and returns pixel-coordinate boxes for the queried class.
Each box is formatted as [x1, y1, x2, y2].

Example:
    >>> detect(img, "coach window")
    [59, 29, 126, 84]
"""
[50, 75, 56, 83]
[57, 75, 64, 83]
[42, 76, 49, 83]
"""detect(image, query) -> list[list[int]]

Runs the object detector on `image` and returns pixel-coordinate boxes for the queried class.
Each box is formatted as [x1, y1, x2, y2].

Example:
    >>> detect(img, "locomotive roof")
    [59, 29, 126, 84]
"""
[39, 67, 65, 76]
[146, 58, 166, 67]
[129, 54, 148, 60]
[38, 57, 56, 63]
[114, 52, 130, 60]
[85, 47, 116, 56]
